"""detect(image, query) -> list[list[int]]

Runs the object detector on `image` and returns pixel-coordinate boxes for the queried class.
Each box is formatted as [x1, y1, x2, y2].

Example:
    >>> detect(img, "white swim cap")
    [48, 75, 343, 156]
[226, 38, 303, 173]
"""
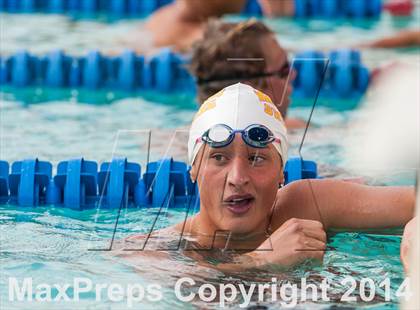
[188, 83, 288, 165]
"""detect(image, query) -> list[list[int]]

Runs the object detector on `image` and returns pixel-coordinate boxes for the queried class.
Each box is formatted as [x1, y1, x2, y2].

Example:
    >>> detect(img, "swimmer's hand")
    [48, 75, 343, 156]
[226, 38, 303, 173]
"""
[400, 217, 416, 273]
[214, 218, 326, 273]
[249, 218, 326, 269]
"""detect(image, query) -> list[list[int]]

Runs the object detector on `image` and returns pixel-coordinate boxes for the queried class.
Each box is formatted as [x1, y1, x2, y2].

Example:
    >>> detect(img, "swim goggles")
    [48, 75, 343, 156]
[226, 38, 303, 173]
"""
[197, 60, 291, 85]
[197, 124, 281, 149]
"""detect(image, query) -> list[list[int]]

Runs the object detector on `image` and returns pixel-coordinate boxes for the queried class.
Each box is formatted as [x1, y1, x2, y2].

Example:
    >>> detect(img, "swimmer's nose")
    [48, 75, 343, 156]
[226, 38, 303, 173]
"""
[226, 157, 250, 189]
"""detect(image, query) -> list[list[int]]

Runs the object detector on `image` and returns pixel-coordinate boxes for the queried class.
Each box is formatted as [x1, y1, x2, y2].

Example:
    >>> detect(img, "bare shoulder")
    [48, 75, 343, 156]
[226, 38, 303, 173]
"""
[281, 178, 354, 196]
[274, 179, 414, 230]
[273, 179, 345, 228]
[276, 178, 337, 202]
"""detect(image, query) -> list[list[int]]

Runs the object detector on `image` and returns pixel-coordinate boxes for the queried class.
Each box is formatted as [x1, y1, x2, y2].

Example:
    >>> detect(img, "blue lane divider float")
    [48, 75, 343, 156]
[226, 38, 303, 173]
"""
[0, 48, 369, 99]
[284, 157, 317, 184]
[0, 0, 173, 16]
[8, 159, 52, 206]
[53, 158, 98, 209]
[142, 158, 196, 207]
[294, 0, 382, 18]
[0, 0, 382, 18]
[293, 49, 369, 99]
[0, 48, 194, 93]
[98, 158, 141, 208]
[0, 161, 9, 203]
[0, 156, 317, 209]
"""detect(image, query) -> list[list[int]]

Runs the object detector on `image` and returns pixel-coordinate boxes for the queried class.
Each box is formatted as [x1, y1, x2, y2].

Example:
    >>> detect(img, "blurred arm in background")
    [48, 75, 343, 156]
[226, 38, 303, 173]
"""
[143, 0, 246, 52]
[362, 29, 420, 48]
[257, 0, 295, 17]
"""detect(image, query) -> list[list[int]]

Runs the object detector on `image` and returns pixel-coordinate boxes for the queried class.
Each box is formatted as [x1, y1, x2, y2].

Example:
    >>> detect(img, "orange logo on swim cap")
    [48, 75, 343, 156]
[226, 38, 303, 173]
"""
[204, 89, 225, 105]
[194, 89, 224, 120]
[254, 89, 273, 104]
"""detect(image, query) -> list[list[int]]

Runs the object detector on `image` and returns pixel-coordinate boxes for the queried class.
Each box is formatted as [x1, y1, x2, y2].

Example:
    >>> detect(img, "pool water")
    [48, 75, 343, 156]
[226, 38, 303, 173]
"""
[0, 205, 406, 309]
[1, 7, 419, 309]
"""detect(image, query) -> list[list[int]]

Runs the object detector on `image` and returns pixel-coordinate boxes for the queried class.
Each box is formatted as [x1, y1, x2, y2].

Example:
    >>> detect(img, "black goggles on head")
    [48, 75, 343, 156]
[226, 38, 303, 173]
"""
[197, 60, 291, 85]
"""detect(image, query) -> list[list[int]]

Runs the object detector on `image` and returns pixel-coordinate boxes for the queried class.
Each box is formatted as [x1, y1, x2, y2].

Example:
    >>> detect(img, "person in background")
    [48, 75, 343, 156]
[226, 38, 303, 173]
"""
[257, 0, 295, 17]
[257, 1, 419, 49]
[362, 29, 420, 48]
[126, 0, 295, 53]
[142, 0, 246, 52]
[189, 19, 305, 129]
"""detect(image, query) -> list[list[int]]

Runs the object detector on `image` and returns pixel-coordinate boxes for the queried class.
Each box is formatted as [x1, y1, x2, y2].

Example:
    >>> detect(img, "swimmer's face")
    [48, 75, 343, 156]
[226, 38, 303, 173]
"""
[190, 135, 284, 235]
[258, 34, 295, 117]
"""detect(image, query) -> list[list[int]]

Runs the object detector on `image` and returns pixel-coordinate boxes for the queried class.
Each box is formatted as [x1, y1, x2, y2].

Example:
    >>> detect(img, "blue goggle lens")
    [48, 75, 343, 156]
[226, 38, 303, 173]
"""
[247, 126, 269, 142]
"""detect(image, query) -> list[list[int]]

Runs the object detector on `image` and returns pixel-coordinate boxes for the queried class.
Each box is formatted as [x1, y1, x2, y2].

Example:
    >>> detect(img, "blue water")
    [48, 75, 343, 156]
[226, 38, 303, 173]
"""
[0, 205, 407, 309]
[1, 8, 418, 309]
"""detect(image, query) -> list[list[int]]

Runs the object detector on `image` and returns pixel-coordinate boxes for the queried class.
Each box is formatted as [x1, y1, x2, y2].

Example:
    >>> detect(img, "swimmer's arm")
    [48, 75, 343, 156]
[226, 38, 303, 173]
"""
[258, 0, 295, 17]
[364, 30, 420, 48]
[280, 179, 415, 230]
[199, 251, 304, 273]
[197, 254, 261, 274]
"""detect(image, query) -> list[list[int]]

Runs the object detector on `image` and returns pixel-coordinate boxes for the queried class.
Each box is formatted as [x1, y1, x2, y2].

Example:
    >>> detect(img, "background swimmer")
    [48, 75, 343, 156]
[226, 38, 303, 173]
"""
[361, 29, 420, 48]
[190, 19, 305, 129]
[129, 0, 246, 53]
[258, 0, 296, 17]
[125, 0, 295, 53]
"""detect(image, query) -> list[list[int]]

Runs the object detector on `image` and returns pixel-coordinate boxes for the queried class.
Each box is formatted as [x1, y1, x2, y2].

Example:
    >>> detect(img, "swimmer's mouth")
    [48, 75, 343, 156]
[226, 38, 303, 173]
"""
[223, 194, 255, 215]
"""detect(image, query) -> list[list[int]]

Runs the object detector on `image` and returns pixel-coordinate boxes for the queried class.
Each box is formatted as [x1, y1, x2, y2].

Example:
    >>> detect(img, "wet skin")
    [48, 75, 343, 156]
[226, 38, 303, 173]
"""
[185, 135, 283, 240]
[117, 137, 414, 270]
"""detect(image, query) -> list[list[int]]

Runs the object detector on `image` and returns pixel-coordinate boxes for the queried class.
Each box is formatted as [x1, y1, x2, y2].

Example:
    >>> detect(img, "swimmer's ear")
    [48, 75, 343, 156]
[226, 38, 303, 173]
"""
[190, 164, 197, 183]
[279, 166, 285, 188]
[189, 148, 204, 183]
